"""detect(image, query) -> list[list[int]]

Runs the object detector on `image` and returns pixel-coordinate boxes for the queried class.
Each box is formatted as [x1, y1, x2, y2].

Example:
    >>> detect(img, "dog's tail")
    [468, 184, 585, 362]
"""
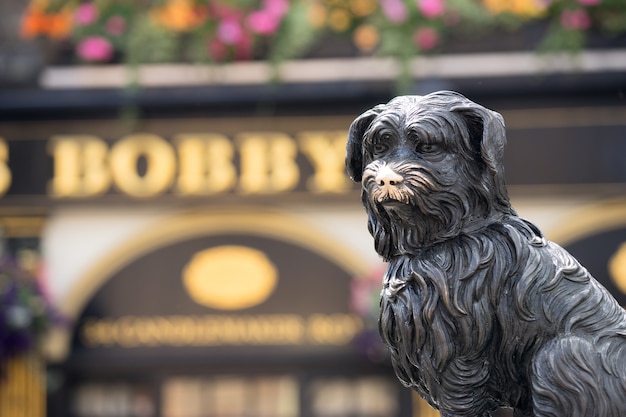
[531, 335, 626, 417]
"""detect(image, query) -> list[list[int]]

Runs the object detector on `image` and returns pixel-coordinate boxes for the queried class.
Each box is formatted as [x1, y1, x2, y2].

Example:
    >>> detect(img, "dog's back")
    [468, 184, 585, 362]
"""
[518, 224, 626, 416]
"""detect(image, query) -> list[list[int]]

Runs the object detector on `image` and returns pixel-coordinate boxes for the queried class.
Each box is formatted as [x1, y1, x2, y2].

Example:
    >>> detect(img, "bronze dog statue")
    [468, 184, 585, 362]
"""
[346, 91, 626, 417]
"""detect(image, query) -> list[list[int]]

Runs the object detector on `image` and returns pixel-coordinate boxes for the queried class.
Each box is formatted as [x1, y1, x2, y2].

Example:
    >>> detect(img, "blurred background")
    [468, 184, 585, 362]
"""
[1, 1, 625, 417]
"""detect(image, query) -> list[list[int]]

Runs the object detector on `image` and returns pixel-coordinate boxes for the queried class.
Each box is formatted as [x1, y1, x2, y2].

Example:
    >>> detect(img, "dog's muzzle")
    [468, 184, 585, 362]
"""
[363, 161, 413, 205]
[376, 164, 404, 197]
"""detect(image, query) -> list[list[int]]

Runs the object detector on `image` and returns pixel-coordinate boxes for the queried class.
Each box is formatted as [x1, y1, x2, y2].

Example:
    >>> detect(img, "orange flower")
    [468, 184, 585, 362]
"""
[151, 0, 207, 32]
[353, 24, 379, 52]
[308, 2, 328, 28]
[350, 0, 377, 18]
[482, 0, 547, 17]
[21, 4, 72, 39]
[21, 7, 46, 38]
[48, 9, 73, 38]
[328, 7, 351, 32]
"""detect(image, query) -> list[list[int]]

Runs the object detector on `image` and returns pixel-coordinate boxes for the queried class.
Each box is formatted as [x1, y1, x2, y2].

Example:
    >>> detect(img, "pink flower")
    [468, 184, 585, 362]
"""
[233, 34, 253, 60]
[76, 36, 114, 61]
[560, 9, 591, 30]
[105, 15, 126, 36]
[247, 10, 281, 34]
[217, 18, 244, 44]
[264, 0, 289, 18]
[577, 0, 600, 5]
[74, 3, 98, 26]
[210, 17, 253, 61]
[418, 0, 445, 19]
[208, 39, 228, 61]
[380, 0, 408, 23]
[414, 27, 439, 50]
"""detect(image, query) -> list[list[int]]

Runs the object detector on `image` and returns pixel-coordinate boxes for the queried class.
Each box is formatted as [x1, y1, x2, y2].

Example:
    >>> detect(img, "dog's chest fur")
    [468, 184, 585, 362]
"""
[378, 218, 549, 412]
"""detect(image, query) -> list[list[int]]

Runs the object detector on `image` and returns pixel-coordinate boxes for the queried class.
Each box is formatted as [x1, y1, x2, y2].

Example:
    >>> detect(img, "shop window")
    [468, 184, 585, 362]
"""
[161, 376, 298, 417]
[309, 377, 398, 417]
[71, 383, 154, 417]
[69, 374, 401, 417]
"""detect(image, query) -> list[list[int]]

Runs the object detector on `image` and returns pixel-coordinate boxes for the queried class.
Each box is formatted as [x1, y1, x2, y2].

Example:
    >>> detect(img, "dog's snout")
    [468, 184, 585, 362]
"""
[375, 165, 404, 188]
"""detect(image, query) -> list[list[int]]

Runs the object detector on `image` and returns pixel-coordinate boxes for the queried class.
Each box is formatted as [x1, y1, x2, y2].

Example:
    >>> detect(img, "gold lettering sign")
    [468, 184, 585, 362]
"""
[0, 139, 11, 197]
[306, 314, 364, 345]
[175, 134, 237, 195]
[45, 131, 355, 199]
[109, 133, 177, 198]
[298, 131, 352, 193]
[48, 136, 110, 197]
[237, 133, 299, 194]
[80, 314, 363, 347]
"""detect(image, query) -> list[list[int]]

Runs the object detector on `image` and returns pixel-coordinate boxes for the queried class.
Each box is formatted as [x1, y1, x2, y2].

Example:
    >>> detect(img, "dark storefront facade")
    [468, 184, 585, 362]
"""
[55, 211, 409, 417]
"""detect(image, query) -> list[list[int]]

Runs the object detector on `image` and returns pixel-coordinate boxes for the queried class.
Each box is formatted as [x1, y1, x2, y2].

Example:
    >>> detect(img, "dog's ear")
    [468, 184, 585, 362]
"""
[451, 99, 513, 211]
[346, 104, 386, 182]
[451, 101, 506, 176]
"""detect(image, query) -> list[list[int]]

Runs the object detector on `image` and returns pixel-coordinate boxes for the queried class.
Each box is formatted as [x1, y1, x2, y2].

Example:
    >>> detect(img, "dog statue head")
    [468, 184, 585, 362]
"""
[346, 91, 516, 259]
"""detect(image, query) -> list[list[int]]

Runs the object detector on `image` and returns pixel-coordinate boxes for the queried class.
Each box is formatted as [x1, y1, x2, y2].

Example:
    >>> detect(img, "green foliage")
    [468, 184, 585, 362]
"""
[269, 1, 319, 64]
[126, 16, 178, 64]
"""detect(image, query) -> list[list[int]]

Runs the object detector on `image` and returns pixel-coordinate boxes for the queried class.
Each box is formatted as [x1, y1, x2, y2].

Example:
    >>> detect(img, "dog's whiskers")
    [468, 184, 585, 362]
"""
[363, 161, 437, 205]
[405, 172, 437, 193]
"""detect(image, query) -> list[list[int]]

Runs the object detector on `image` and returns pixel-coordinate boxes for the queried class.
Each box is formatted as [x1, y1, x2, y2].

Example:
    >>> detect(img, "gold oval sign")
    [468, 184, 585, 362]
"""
[609, 242, 626, 295]
[182, 245, 278, 310]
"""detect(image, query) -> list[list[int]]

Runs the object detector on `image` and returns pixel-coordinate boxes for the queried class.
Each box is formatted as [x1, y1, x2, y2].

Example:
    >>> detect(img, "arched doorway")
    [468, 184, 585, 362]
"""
[47, 209, 412, 417]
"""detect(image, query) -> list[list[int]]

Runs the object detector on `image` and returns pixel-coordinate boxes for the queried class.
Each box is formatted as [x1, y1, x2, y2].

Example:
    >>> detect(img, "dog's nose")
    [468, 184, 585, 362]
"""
[375, 165, 403, 188]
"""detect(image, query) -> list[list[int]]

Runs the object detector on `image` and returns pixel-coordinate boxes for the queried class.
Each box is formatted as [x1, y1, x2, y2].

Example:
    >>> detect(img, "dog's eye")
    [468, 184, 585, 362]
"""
[373, 143, 389, 155]
[416, 143, 439, 153]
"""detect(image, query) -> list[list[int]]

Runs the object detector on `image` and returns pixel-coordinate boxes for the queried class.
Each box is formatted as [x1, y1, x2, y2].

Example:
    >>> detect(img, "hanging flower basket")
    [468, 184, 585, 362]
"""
[19, 0, 626, 67]
[0, 259, 62, 375]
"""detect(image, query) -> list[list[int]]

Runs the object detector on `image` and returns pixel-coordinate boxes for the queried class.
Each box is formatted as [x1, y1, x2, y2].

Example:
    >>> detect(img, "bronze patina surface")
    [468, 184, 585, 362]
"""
[346, 91, 626, 417]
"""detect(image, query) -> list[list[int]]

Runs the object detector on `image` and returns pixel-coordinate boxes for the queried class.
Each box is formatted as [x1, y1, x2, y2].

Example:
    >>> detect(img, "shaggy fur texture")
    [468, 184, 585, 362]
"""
[346, 91, 626, 417]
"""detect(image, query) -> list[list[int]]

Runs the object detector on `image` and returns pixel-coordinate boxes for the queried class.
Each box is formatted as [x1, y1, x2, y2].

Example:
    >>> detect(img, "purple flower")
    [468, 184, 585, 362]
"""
[1, 259, 65, 372]
[217, 19, 244, 45]
[380, 0, 408, 23]
[75, 3, 99, 26]
[76, 36, 114, 62]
